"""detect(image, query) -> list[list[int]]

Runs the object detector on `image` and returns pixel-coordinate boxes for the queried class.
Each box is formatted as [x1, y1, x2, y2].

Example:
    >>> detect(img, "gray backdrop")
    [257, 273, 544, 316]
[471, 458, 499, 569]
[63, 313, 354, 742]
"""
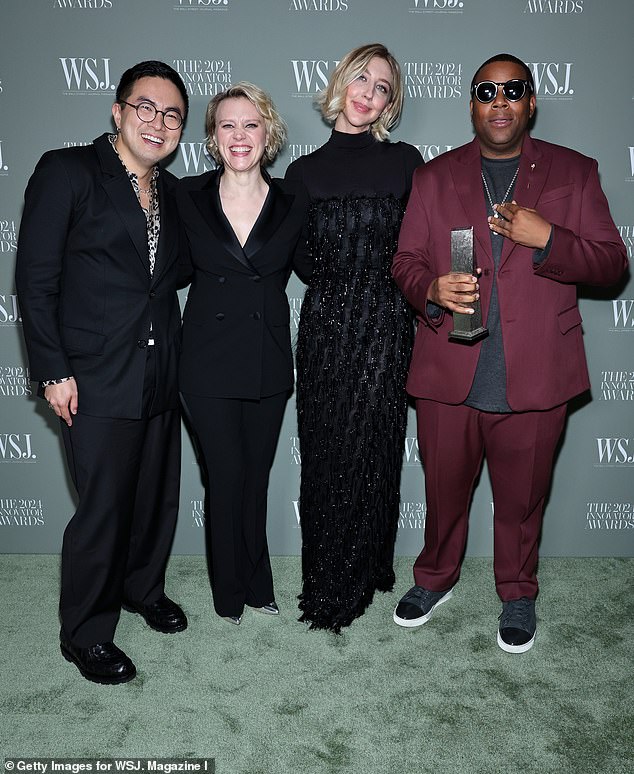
[1, 0, 632, 559]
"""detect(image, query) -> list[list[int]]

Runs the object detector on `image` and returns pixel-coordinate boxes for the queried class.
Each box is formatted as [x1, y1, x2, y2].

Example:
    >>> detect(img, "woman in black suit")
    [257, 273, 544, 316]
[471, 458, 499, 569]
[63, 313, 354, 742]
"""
[177, 83, 310, 625]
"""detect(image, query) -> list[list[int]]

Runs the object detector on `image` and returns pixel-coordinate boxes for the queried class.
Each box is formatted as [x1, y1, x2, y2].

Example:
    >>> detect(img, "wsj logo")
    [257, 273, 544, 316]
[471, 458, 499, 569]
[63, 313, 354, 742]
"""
[60, 58, 114, 93]
[0, 141, 9, 175]
[414, 144, 453, 162]
[179, 143, 215, 174]
[524, 0, 583, 12]
[403, 437, 421, 466]
[0, 219, 17, 252]
[174, 0, 230, 8]
[289, 0, 348, 9]
[291, 60, 338, 95]
[595, 438, 634, 466]
[290, 436, 301, 464]
[0, 434, 36, 462]
[292, 500, 300, 527]
[528, 62, 574, 98]
[411, 0, 464, 11]
[610, 300, 634, 331]
[0, 294, 21, 325]
[53, 0, 113, 7]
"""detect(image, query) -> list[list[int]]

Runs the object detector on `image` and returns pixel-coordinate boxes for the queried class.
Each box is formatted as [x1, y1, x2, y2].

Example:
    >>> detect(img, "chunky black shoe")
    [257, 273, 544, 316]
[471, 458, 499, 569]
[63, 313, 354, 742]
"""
[122, 594, 187, 633]
[60, 639, 136, 685]
[497, 597, 536, 654]
[393, 585, 453, 628]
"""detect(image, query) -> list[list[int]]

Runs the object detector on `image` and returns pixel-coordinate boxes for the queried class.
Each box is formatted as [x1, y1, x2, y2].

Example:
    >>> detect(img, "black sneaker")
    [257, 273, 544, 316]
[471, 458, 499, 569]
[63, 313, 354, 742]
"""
[497, 597, 536, 654]
[393, 585, 453, 628]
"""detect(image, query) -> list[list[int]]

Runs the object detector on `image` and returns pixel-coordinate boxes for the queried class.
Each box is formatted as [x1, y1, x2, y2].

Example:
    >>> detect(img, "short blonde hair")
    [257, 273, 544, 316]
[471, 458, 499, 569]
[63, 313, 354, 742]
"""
[318, 43, 404, 141]
[205, 82, 287, 165]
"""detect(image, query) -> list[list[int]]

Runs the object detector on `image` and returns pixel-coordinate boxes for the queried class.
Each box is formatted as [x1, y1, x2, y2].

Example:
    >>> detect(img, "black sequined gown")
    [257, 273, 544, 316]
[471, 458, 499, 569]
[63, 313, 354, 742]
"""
[285, 130, 423, 631]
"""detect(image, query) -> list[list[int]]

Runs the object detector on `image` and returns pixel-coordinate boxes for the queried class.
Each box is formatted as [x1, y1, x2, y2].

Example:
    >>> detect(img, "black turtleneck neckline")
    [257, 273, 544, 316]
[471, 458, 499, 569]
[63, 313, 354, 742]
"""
[327, 128, 378, 150]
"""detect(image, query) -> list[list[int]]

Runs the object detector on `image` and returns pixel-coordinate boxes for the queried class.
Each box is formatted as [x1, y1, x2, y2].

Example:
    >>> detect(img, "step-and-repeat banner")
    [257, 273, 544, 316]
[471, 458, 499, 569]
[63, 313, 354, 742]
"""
[1, 0, 632, 557]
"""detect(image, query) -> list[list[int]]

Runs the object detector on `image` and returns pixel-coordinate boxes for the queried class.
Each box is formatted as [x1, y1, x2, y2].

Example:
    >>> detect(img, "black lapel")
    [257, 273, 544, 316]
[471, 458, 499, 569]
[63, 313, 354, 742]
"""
[152, 172, 177, 286]
[243, 174, 294, 262]
[189, 169, 253, 270]
[94, 133, 150, 276]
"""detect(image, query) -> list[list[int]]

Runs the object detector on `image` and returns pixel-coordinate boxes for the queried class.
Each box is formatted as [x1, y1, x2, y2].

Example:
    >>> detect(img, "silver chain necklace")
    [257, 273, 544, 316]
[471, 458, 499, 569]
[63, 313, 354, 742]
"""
[481, 166, 519, 234]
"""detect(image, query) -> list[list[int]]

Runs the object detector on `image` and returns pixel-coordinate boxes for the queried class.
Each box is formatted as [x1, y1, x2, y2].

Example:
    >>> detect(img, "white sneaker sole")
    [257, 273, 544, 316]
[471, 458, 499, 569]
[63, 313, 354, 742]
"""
[393, 588, 453, 628]
[497, 630, 536, 654]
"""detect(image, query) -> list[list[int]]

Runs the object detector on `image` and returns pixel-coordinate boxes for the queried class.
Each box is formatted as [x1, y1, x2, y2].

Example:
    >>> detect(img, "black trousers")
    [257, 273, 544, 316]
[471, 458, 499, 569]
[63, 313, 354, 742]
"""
[181, 391, 288, 618]
[59, 348, 181, 647]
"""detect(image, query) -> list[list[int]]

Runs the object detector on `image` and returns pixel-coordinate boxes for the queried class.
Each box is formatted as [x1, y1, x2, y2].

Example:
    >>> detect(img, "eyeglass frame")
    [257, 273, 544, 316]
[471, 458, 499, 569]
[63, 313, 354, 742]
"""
[470, 79, 533, 104]
[119, 99, 184, 130]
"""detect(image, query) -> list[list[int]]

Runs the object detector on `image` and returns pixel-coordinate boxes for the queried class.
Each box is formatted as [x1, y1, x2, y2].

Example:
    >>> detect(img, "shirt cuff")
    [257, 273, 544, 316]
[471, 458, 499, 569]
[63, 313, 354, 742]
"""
[426, 300, 443, 319]
[41, 376, 74, 387]
[533, 227, 553, 265]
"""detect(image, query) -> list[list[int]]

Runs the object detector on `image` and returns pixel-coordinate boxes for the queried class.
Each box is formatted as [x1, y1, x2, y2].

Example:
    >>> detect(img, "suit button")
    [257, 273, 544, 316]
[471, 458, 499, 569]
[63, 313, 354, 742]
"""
[216, 313, 225, 321]
[251, 276, 261, 283]
[252, 312, 261, 321]
[137, 339, 147, 348]
[483, 269, 491, 277]
[218, 276, 226, 284]
[149, 291, 156, 298]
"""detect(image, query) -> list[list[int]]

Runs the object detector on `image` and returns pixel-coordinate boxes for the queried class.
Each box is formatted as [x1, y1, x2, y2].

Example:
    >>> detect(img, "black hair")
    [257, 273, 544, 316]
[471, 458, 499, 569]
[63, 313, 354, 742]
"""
[115, 60, 189, 118]
[471, 53, 534, 92]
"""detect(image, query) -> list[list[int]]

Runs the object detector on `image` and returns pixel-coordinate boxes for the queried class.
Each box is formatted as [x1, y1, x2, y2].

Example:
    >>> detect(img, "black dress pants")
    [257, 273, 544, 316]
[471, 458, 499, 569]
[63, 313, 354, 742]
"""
[181, 391, 288, 618]
[59, 348, 181, 646]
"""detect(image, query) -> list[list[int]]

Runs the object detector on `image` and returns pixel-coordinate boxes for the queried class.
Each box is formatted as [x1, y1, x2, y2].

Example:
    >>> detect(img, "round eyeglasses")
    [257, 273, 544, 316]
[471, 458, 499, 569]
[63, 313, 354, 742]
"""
[119, 100, 183, 130]
[471, 79, 533, 104]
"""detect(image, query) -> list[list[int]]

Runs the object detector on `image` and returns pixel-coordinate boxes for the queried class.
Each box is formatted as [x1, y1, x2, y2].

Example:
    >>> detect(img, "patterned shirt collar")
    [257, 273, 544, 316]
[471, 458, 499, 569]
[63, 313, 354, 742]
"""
[108, 133, 161, 276]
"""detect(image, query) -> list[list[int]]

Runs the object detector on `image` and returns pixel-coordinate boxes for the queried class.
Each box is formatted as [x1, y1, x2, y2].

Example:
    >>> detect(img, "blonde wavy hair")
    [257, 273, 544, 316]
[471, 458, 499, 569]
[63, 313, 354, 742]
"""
[318, 43, 404, 141]
[205, 81, 287, 165]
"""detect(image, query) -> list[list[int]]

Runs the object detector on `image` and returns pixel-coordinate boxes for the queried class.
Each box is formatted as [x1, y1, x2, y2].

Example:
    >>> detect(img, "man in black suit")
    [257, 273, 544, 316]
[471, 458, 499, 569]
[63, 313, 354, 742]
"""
[16, 61, 189, 684]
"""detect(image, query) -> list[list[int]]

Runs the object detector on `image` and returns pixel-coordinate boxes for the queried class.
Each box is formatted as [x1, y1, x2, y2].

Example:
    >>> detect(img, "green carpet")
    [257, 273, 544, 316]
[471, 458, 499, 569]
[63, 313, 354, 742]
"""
[1, 556, 633, 774]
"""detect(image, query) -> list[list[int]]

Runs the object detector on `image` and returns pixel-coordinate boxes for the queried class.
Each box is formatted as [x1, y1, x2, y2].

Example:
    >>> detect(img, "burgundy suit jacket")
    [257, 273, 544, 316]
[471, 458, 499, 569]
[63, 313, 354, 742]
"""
[392, 135, 628, 412]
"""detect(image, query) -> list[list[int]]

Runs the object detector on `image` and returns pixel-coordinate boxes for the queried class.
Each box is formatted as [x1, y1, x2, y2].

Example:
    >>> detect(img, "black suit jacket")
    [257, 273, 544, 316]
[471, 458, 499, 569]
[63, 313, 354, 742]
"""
[15, 133, 182, 418]
[177, 168, 311, 399]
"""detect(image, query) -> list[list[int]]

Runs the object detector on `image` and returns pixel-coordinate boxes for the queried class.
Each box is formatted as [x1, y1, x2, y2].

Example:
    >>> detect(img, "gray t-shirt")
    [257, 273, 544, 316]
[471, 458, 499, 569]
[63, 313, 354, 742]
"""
[464, 155, 520, 413]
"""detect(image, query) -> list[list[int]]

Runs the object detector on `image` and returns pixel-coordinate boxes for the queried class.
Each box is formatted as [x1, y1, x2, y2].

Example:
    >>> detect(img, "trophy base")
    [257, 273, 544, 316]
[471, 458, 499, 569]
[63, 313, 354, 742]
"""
[448, 326, 489, 344]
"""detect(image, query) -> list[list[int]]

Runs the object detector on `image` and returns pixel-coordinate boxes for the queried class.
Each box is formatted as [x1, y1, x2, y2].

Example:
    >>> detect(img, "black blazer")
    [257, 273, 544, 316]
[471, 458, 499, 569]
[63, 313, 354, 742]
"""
[177, 168, 311, 399]
[15, 133, 182, 419]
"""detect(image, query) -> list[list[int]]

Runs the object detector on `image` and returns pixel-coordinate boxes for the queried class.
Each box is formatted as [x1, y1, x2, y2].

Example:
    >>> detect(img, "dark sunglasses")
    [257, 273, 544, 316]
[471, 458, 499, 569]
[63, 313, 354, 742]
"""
[471, 79, 533, 104]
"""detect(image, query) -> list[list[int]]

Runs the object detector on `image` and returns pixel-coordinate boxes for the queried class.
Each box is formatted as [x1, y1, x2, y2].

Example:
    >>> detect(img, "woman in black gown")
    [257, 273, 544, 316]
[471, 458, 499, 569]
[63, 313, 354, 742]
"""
[285, 43, 423, 632]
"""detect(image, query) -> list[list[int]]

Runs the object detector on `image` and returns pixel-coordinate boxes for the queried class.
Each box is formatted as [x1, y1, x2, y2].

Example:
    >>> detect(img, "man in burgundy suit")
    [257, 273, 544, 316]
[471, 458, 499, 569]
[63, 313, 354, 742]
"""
[391, 53, 627, 653]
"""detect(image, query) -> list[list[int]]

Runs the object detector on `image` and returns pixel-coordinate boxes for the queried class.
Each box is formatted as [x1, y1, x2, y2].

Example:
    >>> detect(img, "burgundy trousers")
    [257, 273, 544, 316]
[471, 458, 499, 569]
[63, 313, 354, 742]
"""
[413, 399, 567, 601]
